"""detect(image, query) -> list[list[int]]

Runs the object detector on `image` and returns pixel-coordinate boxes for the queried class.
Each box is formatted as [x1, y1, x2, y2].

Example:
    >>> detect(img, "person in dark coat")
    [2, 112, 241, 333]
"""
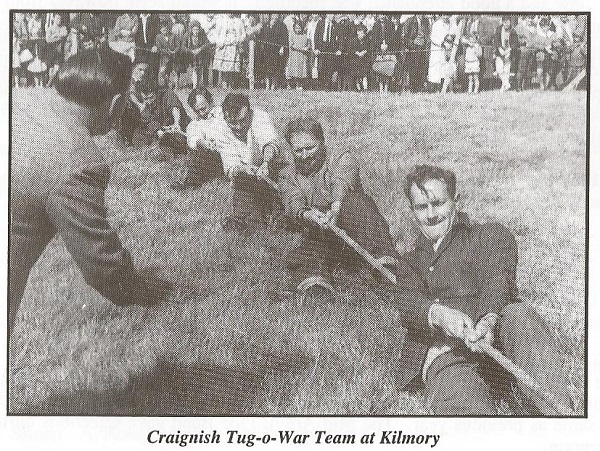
[376, 165, 573, 415]
[334, 14, 355, 91]
[403, 15, 431, 92]
[256, 14, 289, 89]
[134, 13, 161, 85]
[370, 14, 396, 92]
[9, 49, 171, 337]
[344, 24, 371, 90]
[313, 14, 340, 90]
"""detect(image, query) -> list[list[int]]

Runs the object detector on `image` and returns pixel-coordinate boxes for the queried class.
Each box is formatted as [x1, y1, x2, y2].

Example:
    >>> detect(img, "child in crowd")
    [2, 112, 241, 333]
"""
[440, 33, 457, 94]
[463, 31, 482, 93]
[287, 20, 310, 89]
[350, 24, 370, 91]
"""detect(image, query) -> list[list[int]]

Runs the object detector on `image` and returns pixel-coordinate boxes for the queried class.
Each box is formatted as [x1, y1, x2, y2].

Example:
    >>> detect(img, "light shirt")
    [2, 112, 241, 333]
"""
[201, 108, 278, 178]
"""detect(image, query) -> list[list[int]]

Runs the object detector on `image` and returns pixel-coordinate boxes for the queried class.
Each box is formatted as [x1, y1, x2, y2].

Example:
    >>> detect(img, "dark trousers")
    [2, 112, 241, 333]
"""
[406, 47, 428, 92]
[9, 165, 137, 336]
[183, 145, 225, 186]
[231, 172, 280, 221]
[516, 48, 535, 90]
[424, 302, 572, 415]
[286, 190, 398, 288]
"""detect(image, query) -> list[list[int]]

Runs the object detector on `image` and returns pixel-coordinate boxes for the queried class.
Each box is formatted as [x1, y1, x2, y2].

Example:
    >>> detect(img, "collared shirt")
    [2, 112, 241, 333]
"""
[202, 108, 278, 178]
[278, 149, 361, 219]
[185, 110, 218, 150]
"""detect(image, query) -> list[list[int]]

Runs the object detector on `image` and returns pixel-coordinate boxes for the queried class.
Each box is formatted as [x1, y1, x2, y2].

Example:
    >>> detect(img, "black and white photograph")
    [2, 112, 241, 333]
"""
[4, 0, 594, 445]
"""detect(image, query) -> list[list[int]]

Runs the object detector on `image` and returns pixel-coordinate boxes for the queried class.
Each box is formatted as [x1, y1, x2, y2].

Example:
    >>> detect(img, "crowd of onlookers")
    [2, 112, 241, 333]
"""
[13, 12, 588, 93]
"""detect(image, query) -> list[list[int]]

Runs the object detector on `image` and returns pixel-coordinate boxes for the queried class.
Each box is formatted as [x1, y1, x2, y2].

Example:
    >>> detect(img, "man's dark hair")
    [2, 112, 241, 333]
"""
[187, 87, 213, 108]
[55, 48, 132, 107]
[403, 164, 457, 204]
[284, 117, 325, 144]
[221, 93, 250, 118]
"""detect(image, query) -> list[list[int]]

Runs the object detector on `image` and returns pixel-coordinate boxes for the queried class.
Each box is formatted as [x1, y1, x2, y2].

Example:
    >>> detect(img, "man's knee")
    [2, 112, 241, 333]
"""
[425, 357, 496, 415]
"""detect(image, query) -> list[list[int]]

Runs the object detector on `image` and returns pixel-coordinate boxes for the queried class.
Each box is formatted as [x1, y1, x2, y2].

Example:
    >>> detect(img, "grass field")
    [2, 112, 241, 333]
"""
[8, 88, 586, 415]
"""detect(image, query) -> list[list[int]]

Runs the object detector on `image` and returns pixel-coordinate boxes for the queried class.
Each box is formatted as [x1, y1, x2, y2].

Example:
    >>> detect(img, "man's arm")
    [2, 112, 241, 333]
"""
[45, 162, 146, 306]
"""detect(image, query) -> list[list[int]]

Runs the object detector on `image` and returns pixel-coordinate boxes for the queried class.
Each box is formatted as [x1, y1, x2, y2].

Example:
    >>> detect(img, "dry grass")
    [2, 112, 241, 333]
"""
[8, 89, 586, 415]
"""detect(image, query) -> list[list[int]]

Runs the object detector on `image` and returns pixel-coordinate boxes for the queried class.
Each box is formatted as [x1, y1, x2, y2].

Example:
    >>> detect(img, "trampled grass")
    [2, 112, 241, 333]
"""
[8, 89, 586, 415]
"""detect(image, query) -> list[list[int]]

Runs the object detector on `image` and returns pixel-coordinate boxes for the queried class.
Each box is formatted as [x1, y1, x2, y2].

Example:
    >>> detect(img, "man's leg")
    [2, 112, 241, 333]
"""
[424, 350, 496, 415]
[228, 173, 277, 229]
[286, 229, 336, 290]
[496, 302, 573, 415]
[335, 190, 399, 270]
[177, 146, 224, 188]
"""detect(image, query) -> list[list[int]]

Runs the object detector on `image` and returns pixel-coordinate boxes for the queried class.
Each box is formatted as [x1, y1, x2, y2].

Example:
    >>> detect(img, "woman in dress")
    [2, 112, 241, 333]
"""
[212, 13, 247, 89]
[428, 15, 451, 90]
[287, 20, 309, 89]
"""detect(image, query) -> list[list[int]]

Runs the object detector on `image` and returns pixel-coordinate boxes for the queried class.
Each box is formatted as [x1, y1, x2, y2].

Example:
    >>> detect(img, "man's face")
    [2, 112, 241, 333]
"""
[503, 19, 512, 30]
[409, 178, 457, 243]
[289, 131, 327, 177]
[131, 63, 148, 82]
[224, 106, 253, 141]
[193, 95, 212, 120]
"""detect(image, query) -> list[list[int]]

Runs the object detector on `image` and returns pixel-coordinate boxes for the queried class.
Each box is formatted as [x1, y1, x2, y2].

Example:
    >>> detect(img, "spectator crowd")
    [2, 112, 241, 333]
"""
[13, 12, 587, 93]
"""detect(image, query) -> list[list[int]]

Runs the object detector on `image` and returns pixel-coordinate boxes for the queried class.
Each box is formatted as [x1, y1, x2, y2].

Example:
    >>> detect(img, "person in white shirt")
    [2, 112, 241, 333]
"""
[171, 87, 221, 190]
[181, 92, 282, 231]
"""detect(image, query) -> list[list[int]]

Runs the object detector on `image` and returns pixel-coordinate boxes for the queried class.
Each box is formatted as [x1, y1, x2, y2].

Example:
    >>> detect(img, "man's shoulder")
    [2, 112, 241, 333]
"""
[461, 216, 517, 249]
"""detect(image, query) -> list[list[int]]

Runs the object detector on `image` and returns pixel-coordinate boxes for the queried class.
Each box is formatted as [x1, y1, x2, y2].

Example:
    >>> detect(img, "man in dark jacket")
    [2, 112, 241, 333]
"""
[313, 14, 340, 90]
[135, 13, 161, 84]
[403, 15, 430, 92]
[9, 50, 171, 337]
[378, 165, 572, 415]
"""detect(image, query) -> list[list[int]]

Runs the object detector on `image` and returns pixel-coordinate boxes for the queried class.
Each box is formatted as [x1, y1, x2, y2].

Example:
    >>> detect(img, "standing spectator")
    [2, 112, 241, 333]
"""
[259, 14, 289, 90]
[305, 14, 321, 89]
[371, 14, 395, 93]
[135, 13, 161, 85]
[26, 13, 46, 86]
[494, 16, 519, 91]
[403, 15, 430, 92]
[428, 15, 451, 91]
[463, 31, 482, 93]
[313, 14, 339, 90]
[171, 14, 188, 39]
[514, 16, 538, 91]
[13, 13, 29, 87]
[155, 19, 182, 88]
[563, 15, 587, 88]
[198, 13, 219, 88]
[45, 13, 68, 84]
[389, 15, 406, 92]
[287, 20, 310, 89]
[346, 24, 371, 91]
[535, 17, 558, 90]
[109, 12, 138, 62]
[213, 13, 247, 89]
[183, 21, 211, 89]
[335, 14, 354, 91]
